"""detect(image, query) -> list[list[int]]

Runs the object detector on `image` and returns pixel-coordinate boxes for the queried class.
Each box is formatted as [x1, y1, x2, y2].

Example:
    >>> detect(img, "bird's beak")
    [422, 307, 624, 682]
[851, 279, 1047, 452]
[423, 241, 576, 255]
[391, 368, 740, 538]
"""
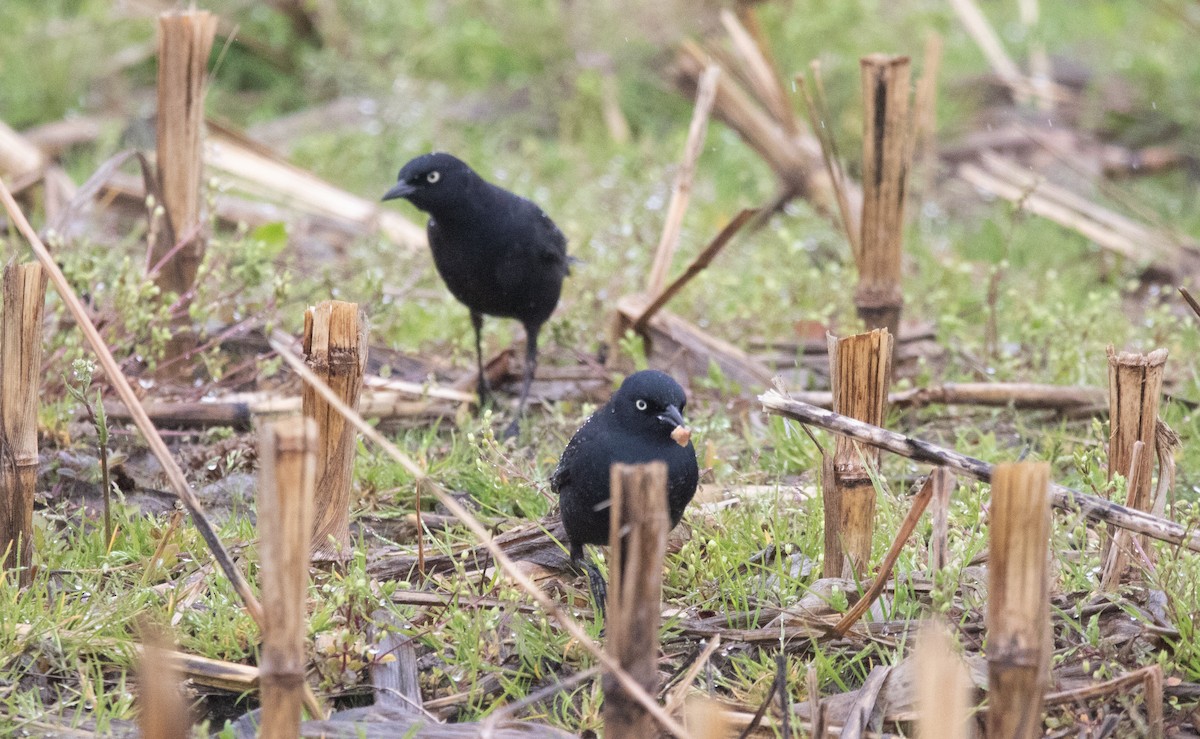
[659, 405, 691, 447]
[381, 181, 414, 202]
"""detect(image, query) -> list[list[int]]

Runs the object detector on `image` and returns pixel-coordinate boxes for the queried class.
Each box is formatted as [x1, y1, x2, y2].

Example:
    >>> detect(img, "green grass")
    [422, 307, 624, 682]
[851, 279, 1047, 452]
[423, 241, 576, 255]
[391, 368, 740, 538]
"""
[3, 0, 1200, 735]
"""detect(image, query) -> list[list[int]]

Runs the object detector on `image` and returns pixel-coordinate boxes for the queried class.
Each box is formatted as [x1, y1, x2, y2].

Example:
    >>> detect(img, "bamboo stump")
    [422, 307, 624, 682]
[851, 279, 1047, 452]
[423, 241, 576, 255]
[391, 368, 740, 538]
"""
[258, 419, 318, 738]
[152, 10, 216, 298]
[604, 462, 669, 739]
[303, 301, 367, 561]
[1100, 347, 1167, 589]
[987, 462, 1051, 739]
[136, 626, 192, 739]
[0, 263, 48, 587]
[856, 54, 912, 336]
[915, 619, 971, 739]
[822, 329, 893, 578]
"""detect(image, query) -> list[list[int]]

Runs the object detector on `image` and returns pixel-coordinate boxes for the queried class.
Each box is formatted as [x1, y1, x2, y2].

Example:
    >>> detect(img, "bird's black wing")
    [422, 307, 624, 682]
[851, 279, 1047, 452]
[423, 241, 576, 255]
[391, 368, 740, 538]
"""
[522, 199, 570, 277]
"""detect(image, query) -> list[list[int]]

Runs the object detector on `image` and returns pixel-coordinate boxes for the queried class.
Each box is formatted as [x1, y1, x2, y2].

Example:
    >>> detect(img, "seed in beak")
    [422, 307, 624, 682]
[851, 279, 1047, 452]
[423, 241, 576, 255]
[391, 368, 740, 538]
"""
[670, 425, 691, 447]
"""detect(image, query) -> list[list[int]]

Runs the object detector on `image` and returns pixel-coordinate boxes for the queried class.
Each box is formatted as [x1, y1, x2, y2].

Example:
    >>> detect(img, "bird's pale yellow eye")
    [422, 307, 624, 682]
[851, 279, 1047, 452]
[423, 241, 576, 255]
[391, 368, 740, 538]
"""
[635, 399, 648, 411]
[427, 171, 441, 183]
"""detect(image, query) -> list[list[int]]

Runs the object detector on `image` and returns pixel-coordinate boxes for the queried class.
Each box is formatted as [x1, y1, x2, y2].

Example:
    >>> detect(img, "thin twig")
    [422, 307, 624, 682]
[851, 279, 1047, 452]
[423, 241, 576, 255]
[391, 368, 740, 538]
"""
[831, 474, 935, 636]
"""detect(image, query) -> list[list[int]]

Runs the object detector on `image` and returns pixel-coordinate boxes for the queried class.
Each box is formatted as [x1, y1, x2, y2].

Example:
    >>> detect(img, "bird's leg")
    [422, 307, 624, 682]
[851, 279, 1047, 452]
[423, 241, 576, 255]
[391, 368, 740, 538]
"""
[502, 322, 540, 438]
[570, 542, 607, 617]
[470, 311, 489, 406]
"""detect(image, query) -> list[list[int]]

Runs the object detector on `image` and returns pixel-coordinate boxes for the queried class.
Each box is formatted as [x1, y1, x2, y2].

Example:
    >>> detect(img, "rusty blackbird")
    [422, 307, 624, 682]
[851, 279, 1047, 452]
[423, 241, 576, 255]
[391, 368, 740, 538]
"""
[382, 152, 570, 436]
[551, 370, 699, 608]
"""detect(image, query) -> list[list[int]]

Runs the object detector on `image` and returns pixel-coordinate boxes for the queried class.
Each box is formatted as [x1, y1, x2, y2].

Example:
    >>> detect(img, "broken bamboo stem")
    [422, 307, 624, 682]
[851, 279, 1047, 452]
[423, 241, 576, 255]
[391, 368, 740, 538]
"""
[928, 468, 955, 572]
[604, 462, 670, 739]
[785, 381, 1105, 411]
[915, 619, 971, 739]
[986, 461, 1051, 739]
[1101, 346, 1167, 588]
[634, 208, 758, 332]
[303, 300, 368, 561]
[857, 55, 912, 335]
[823, 329, 893, 578]
[258, 419, 318, 738]
[0, 263, 47, 588]
[136, 626, 192, 739]
[757, 390, 1200, 553]
[646, 64, 720, 297]
[152, 10, 217, 298]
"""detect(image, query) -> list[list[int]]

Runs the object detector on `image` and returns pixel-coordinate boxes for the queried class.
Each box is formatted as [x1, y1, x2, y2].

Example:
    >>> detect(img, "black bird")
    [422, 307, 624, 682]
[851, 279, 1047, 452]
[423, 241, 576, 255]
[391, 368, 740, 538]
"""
[382, 152, 570, 435]
[550, 370, 699, 608]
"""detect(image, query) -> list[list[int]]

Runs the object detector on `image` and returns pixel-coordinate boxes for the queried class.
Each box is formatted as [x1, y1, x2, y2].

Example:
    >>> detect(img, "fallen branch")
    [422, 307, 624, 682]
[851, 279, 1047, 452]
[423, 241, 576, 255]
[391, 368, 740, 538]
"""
[786, 381, 1106, 411]
[759, 389, 1200, 553]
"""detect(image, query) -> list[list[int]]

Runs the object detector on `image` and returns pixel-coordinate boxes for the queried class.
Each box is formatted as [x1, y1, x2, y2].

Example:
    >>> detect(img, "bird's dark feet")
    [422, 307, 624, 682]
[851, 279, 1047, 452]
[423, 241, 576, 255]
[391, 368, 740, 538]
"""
[475, 375, 492, 408]
[583, 560, 608, 618]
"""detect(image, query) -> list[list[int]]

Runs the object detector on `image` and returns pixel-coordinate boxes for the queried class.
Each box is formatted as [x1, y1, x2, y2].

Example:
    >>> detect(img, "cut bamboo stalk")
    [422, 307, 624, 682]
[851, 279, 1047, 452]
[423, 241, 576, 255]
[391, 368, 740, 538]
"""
[915, 619, 970, 739]
[1101, 347, 1167, 588]
[823, 329, 893, 578]
[258, 419, 318, 738]
[758, 390, 1200, 552]
[604, 462, 670, 739]
[645, 64, 720, 297]
[136, 626, 192, 739]
[928, 468, 955, 572]
[986, 462, 1050, 739]
[303, 301, 368, 561]
[152, 10, 217, 298]
[0, 263, 47, 588]
[857, 55, 913, 336]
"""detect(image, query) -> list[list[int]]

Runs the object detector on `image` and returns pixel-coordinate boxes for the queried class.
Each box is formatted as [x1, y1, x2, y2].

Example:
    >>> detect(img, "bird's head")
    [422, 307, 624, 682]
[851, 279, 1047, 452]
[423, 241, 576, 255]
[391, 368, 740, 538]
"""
[610, 370, 693, 447]
[381, 152, 475, 213]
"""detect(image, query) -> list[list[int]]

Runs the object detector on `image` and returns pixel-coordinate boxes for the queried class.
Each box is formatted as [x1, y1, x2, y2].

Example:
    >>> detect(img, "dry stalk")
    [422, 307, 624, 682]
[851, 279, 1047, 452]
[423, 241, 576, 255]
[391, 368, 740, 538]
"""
[914, 619, 971, 739]
[947, 0, 1065, 106]
[796, 66, 860, 254]
[986, 462, 1051, 739]
[857, 54, 913, 335]
[831, 470, 933, 637]
[152, 11, 217, 298]
[0, 263, 47, 588]
[718, 10, 796, 135]
[823, 329, 893, 578]
[646, 64, 720, 297]
[258, 420, 318, 737]
[0, 179, 327, 719]
[635, 208, 758, 331]
[604, 462, 670, 739]
[303, 300, 368, 562]
[266, 332, 692, 739]
[1101, 346, 1167, 588]
[928, 468, 955, 572]
[758, 390, 1200, 552]
[136, 625, 192, 739]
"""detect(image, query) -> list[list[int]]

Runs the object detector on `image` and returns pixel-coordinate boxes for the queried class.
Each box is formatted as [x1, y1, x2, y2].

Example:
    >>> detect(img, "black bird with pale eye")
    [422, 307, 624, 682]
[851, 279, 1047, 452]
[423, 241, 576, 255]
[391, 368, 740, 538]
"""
[382, 152, 570, 436]
[550, 370, 700, 609]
